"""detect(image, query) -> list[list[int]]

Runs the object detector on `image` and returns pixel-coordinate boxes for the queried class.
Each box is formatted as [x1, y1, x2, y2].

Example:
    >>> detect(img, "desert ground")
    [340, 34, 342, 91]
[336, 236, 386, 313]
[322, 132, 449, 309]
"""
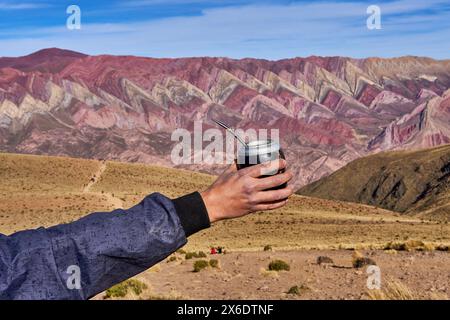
[0, 153, 449, 300]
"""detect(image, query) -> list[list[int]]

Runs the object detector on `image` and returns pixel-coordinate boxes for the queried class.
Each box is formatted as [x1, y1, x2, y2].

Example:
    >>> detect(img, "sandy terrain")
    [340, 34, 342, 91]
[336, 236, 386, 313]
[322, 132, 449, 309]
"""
[94, 249, 450, 300]
[1, 153, 449, 300]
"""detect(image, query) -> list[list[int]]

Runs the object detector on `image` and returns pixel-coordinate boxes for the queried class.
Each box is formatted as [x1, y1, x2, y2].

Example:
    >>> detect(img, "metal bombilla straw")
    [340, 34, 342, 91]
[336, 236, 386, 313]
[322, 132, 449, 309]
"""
[212, 119, 248, 147]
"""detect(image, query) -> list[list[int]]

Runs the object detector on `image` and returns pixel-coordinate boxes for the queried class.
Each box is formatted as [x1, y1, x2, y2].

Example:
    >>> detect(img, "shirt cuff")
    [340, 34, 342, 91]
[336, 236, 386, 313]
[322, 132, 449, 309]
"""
[172, 192, 211, 237]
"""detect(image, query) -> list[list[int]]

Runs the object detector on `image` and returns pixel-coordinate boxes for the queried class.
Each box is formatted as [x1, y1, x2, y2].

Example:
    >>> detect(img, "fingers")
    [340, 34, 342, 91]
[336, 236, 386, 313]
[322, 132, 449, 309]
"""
[254, 169, 293, 191]
[239, 159, 287, 178]
[253, 199, 288, 211]
[224, 160, 238, 174]
[251, 185, 294, 204]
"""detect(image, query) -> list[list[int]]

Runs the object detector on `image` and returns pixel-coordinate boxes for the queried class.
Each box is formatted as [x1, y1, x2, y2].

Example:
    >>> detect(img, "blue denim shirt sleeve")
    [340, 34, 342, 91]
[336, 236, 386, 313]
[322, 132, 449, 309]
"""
[0, 193, 188, 300]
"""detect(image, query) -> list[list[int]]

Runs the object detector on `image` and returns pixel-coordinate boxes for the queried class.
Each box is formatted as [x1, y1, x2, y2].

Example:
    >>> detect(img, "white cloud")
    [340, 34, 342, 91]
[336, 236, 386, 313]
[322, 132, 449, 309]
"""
[0, 1, 46, 10]
[0, 0, 448, 59]
[123, 0, 215, 6]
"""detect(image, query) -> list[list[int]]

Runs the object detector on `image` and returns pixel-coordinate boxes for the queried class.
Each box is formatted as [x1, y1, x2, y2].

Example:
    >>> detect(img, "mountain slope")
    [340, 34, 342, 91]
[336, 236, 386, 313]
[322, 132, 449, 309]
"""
[1, 49, 450, 188]
[298, 144, 450, 220]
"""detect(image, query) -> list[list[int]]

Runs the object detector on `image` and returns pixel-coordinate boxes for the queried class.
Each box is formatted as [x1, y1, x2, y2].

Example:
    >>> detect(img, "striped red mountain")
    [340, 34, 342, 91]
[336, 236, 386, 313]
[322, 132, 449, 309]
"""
[1, 48, 450, 188]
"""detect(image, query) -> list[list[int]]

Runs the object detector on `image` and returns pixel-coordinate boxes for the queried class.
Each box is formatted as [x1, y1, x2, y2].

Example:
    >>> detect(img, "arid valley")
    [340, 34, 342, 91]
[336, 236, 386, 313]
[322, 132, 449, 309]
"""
[1, 153, 448, 300]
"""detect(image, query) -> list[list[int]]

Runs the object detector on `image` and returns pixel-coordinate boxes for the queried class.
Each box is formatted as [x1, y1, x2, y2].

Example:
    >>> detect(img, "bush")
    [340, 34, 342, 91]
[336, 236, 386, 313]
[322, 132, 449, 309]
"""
[105, 283, 127, 298]
[316, 256, 334, 265]
[263, 245, 272, 251]
[185, 251, 207, 260]
[384, 242, 407, 251]
[167, 256, 177, 262]
[185, 252, 195, 259]
[287, 286, 300, 295]
[193, 260, 209, 272]
[287, 284, 309, 295]
[209, 259, 219, 268]
[384, 240, 435, 252]
[176, 249, 186, 255]
[268, 259, 290, 271]
[127, 279, 148, 296]
[105, 279, 148, 298]
[352, 251, 376, 268]
[353, 257, 376, 268]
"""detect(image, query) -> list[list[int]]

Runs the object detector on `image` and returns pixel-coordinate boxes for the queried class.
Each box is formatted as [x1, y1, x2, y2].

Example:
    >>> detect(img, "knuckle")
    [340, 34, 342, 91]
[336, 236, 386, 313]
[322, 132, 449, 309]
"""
[238, 169, 247, 177]
[276, 175, 285, 186]
[244, 199, 253, 210]
[248, 195, 258, 206]
[242, 180, 254, 194]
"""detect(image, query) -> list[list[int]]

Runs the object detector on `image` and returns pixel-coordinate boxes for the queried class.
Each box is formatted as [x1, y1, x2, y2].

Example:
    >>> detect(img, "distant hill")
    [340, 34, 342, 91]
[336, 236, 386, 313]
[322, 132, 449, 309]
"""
[1, 48, 450, 189]
[298, 144, 450, 221]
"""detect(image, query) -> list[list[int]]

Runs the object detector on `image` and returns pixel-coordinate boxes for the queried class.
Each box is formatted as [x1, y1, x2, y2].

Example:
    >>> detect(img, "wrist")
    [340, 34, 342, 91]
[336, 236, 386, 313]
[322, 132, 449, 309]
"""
[200, 189, 220, 223]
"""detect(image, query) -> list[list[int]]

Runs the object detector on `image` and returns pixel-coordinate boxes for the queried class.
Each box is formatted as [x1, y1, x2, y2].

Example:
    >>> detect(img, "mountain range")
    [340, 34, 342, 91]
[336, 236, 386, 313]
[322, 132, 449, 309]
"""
[1, 48, 450, 188]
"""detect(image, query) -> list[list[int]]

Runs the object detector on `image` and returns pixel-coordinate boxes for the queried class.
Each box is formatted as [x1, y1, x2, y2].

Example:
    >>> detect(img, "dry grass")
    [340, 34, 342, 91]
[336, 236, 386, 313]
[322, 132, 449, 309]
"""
[0, 152, 449, 253]
[0, 153, 99, 193]
[368, 279, 416, 300]
[384, 240, 437, 252]
[90, 161, 214, 207]
[259, 267, 279, 278]
[368, 278, 449, 300]
[105, 279, 148, 299]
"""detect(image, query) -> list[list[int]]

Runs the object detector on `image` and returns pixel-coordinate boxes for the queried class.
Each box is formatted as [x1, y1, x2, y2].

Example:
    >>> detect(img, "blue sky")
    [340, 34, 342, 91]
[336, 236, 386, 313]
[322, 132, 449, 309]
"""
[0, 0, 449, 59]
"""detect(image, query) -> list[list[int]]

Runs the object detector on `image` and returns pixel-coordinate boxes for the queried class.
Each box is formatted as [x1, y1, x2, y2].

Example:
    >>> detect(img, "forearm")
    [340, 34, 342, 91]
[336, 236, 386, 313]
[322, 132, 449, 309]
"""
[0, 192, 210, 300]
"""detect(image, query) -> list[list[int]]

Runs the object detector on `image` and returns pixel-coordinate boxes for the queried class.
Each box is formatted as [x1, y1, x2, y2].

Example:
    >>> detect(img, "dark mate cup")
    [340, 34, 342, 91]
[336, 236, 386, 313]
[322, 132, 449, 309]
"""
[236, 139, 287, 190]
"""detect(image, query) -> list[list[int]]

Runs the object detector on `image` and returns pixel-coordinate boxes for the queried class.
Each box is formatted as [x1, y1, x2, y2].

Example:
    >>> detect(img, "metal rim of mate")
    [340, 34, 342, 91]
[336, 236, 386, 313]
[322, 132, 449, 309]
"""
[237, 139, 281, 166]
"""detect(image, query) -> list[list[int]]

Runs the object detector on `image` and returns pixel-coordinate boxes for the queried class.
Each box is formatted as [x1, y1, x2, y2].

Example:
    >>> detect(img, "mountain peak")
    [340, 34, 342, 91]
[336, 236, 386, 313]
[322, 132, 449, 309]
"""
[0, 48, 87, 73]
[26, 48, 87, 59]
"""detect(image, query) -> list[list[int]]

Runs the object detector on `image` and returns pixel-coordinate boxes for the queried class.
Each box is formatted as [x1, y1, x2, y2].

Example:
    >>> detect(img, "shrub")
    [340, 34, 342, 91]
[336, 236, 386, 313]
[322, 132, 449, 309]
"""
[105, 283, 127, 298]
[268, 259, 290, 271]
[316, 256, 334, 265]
[287, 284, 309, 295]
[353, 257, 376, 268]
[384, 240, 439, 252]
[185, 252, 196, 260]
[287, 286, 300, 295]
[193, 260, 209, 272]
[352, 251, 376, 268]
[105, 279, 148, 298]
[127, 279, 148, 296]
[263, 245, 272, 251]
[185, 251, 207, 259]
[436, 244, 449, 251]
[209, 259, 220, 268]
[384, 241, 407, 251]
[167, 256, 177, 262]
